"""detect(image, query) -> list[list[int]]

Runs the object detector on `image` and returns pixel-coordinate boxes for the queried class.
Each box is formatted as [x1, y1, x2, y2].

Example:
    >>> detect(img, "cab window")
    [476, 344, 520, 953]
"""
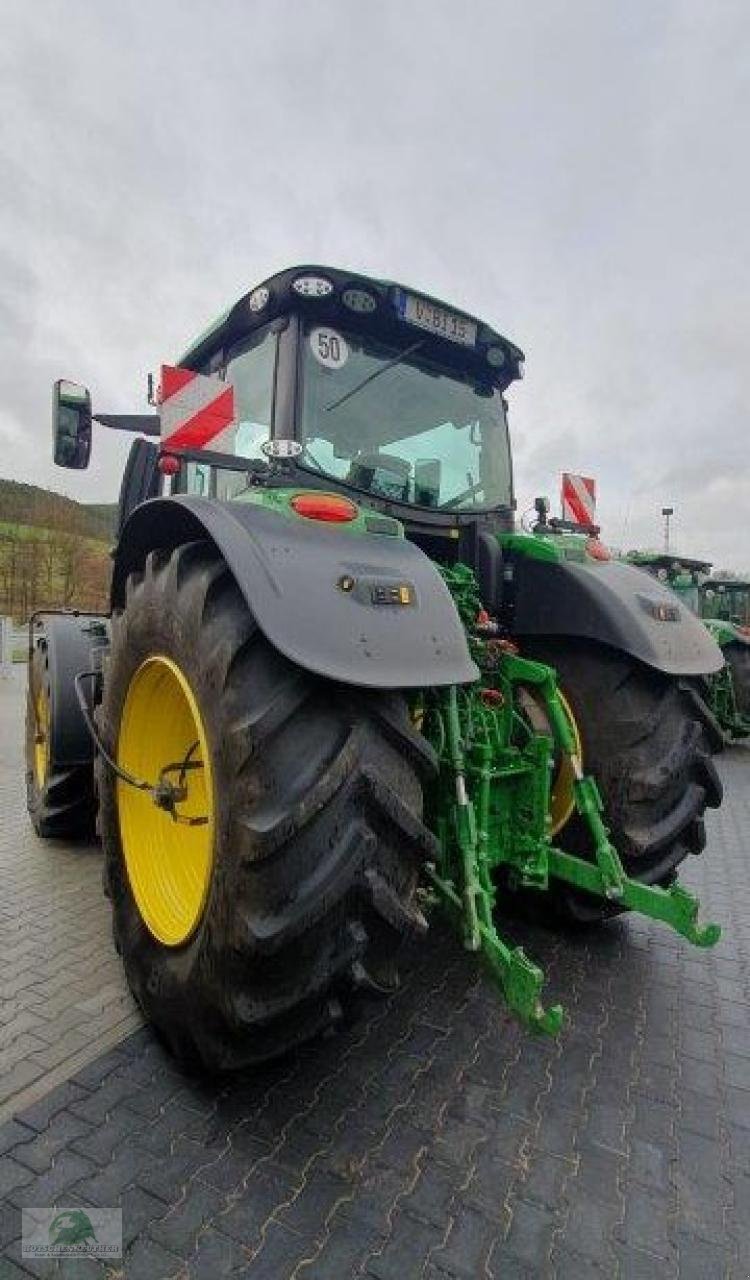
[183, 325, 278, 499]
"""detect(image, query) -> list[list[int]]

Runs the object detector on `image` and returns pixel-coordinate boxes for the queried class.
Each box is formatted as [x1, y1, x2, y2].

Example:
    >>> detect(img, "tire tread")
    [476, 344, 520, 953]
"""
[97, 541, 433, 1072]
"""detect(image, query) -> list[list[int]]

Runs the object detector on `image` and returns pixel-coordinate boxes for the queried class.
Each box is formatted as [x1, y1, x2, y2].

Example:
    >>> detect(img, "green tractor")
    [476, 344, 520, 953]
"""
[700, 577, 750, 736]
[627, 552, 750, 742]
[26, 266, 725, 1070]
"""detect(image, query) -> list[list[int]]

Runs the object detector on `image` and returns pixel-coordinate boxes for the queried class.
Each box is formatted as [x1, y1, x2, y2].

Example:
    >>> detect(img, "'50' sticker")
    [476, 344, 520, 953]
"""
[310, 327, 349, 369]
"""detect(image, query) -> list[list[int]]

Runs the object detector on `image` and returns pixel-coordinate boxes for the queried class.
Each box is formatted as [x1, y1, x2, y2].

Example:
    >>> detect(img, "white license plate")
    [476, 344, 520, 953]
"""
[397, 292, 477, 347]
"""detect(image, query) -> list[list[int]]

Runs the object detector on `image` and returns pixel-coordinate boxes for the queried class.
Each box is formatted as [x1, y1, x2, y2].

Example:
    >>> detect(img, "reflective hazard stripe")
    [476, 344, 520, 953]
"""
[561, 473, 596, 525]
[159, 365, 236, 451]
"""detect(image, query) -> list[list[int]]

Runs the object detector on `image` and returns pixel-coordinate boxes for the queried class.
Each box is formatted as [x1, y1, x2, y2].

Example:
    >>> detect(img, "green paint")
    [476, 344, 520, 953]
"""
[705, 654, 750, 741]
[701, 579, 750, 628]
[703, 617, 744, 649]
[420, 562, 721, 1035]
[496, 532, 562, 563]
[497, 530, 590, 564]
[701, 600, 750, 739]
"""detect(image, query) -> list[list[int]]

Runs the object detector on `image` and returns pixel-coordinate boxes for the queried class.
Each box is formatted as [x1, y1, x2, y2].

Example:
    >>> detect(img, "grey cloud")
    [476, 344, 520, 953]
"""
[1, 0, 748, 567]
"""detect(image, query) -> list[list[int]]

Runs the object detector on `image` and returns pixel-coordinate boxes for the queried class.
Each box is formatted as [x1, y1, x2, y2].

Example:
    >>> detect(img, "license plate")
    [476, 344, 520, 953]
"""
[397, 292, 477, 347]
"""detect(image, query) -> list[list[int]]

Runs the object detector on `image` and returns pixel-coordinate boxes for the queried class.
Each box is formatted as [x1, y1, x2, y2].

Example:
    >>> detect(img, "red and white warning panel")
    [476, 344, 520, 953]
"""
[159, 366, 236, 452]
[561, 473, 596, 527]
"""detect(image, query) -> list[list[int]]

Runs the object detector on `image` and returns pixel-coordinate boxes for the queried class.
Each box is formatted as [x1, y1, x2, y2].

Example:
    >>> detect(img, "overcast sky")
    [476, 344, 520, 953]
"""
[1, 0, 748, 568]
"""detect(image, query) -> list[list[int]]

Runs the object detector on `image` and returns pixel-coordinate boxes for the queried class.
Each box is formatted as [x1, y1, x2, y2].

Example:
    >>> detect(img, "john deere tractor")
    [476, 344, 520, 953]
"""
[701, 577, 750, 735]
[627, 552, 750, 742]
[26, 266, 725, 1070]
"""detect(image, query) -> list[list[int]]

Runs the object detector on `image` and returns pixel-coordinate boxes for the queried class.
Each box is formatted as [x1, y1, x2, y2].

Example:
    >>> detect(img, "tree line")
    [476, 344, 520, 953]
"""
[0, 479, 114, 621]
[0, 523, 110, 622]
[0, 479, 115, 541]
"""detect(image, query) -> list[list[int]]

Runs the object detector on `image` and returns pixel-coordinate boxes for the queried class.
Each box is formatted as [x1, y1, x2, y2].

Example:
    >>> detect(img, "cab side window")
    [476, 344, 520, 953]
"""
[181, 325, 279, 499]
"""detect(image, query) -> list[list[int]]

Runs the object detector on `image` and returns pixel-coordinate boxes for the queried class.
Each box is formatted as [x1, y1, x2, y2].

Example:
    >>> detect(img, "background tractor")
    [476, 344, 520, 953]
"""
[26, 266, 724, 1070]
[627, 552, 750, 742]
[701, 577, 750, 733]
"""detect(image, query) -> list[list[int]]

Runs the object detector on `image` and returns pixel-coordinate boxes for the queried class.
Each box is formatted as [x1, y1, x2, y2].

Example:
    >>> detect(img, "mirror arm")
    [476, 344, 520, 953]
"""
[92, 414, 161, 437]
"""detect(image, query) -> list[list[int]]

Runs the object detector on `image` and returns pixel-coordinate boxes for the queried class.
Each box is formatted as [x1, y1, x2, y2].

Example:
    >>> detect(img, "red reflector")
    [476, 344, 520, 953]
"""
[291, 493, 358, 523]
[158, 453, 181, 476]
[586, 538, 611, 561]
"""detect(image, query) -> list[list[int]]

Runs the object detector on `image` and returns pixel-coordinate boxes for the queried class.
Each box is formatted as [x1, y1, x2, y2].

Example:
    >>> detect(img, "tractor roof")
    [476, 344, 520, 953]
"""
[178, 264, 525, 386]
[627, 551, 713, 574]
[707, 577, 750, 589]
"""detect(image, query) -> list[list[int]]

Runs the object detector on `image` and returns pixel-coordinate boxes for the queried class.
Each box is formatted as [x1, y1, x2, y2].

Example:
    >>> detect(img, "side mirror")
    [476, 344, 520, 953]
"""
[53, 379, 92, 469]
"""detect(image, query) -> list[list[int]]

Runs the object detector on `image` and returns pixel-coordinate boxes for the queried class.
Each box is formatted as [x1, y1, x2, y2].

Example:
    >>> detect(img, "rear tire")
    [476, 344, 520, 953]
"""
[521, 640, 722, 922]
[97, 542, 436, 1072]
[25, 640, 96, 839]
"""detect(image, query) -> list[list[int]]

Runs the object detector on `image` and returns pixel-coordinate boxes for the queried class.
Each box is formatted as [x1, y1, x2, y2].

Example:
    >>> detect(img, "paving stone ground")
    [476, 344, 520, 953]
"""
[1, 664, 749, 1277]
[0, 669, 141, 1122]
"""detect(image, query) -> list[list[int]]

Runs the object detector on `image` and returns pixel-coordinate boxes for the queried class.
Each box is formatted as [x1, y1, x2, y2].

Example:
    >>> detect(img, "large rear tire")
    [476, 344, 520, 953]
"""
[97, 542, 436, 1072]
[521, 640, 722, 922]
[25, 640, 96, 839]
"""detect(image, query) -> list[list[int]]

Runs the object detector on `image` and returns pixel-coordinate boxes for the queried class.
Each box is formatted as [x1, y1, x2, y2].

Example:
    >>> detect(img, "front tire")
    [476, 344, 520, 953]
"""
[97, 542, 436, 1072]
[522, 640, 722, 922]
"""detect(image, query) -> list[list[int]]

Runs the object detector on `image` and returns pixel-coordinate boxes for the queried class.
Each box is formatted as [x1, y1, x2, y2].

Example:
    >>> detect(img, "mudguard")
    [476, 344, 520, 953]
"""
[30, 613, 109, 765]
[510, 555, 724, 677]
[112, 496, 479, 689]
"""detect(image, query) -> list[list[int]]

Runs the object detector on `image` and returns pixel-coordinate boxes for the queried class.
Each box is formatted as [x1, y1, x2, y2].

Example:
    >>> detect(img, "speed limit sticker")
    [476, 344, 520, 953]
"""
[310, 327, 349, 369]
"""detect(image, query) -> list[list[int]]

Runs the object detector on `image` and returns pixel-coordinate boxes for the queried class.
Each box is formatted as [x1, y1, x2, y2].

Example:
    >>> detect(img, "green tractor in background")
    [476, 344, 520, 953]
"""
[701, 577, 750, 735]
[627, 552, 750, 742]
[26, 266, 724, 1070]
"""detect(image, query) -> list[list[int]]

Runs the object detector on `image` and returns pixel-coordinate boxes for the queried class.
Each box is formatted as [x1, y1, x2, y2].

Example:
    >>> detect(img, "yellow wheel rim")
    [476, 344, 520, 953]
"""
[548, 690, 583, 837]
[117, 656, 215, 947]
[34, 687, 50, 790]
[519, 686, 583, 837]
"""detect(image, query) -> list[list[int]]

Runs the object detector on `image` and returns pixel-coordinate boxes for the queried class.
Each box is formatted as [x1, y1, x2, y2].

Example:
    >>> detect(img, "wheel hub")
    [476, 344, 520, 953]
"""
[117, 655, 214, 946]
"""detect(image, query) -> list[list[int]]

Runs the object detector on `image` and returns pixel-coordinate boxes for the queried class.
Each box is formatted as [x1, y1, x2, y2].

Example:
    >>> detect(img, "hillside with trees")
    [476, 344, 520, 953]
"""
[0, 480, 117, 540]
[0, 479, 117, 621]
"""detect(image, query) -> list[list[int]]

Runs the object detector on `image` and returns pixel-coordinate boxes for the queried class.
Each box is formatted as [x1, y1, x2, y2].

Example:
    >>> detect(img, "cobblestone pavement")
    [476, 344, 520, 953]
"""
[1, 664, 749, 1278]
[0, 670, 140, 1122]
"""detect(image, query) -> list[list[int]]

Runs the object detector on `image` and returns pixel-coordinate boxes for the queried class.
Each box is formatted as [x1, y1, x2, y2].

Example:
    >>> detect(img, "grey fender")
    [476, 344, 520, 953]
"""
[111, 496, 479, 689]
[510, 555, 724, 677]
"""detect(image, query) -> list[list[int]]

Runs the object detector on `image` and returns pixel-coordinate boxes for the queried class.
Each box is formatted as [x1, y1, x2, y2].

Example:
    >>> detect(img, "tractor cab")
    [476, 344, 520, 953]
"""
[702, 577, 750, 629]
[54, 266, 523, 553]
[175, 266, 522, 523]
[626, 551, 713, 615]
